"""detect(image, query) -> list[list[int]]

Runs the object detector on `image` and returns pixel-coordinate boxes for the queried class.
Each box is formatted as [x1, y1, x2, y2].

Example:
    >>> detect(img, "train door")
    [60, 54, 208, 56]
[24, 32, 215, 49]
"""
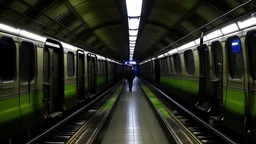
[76, 50, 85, 101]
[155, 59, 160, 85]
[210, 41, 223, 119]
[245, 30, 256, 141]
[222, 36, 246, 134]
[43, 39, 64, 118]
[87, 53, 97, 96]
[197, 42, 211, 111]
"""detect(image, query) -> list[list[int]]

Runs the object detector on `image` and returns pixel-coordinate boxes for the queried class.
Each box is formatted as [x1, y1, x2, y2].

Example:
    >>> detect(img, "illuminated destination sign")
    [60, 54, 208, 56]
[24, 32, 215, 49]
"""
[124, 61, 137, 65]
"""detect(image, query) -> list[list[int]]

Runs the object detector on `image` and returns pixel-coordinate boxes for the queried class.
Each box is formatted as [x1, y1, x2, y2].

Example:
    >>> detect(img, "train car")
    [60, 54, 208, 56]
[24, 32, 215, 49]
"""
[140, 15, 256, 142]
[0, 24, 123, 140]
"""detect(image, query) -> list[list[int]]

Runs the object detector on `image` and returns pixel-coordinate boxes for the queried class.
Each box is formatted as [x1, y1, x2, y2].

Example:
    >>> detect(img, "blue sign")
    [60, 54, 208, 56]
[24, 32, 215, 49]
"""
[231, 39, 240, 53]
[124, 61, 137, 65]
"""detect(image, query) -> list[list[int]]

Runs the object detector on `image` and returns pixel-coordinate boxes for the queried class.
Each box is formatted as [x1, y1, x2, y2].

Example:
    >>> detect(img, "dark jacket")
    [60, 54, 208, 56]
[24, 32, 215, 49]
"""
[125, 69, 135, 81]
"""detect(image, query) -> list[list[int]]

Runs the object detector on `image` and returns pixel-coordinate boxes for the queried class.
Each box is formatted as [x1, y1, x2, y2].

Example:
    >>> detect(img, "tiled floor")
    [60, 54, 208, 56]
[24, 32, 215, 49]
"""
[95, 78, 171, 144]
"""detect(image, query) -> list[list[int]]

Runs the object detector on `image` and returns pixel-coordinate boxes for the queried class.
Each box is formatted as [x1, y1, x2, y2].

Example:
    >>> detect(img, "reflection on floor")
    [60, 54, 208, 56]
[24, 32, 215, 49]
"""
[95, 78, 171, 144]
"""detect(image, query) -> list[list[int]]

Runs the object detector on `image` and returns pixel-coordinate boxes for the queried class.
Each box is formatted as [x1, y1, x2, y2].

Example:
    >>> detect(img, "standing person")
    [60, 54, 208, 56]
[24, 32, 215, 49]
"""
[125, 65, 135, 91]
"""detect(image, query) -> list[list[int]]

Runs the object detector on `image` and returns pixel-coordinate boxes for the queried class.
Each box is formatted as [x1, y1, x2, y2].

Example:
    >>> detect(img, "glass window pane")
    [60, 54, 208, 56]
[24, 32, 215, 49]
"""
[184, 50, 195, 75]
[226, 36, 243, 79]
[246, 30, 256, 80]
[211, 41, 222, 78]
[67, 52, 75, 77]
[20, 41, 36, 82]
[173, 54, 182, 74]
[0, 36, 16, 81]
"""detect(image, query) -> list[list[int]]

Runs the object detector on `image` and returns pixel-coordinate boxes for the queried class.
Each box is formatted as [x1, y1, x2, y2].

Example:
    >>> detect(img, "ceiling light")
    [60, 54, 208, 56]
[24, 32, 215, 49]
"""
[178, 41, 196, 50]
[194, 38, 200, 45]
[130, 41, 136, 44]
[130, 43, 135, 46]
[237, 17, 256, 29]
[221, 23, 239, 34]
[0, 23, 20, 34]
[45, 42, 61, 48]
[205, 29, 223, 41]
[20, 30, 47, 42]
[158, 54, 164, 58]
[126, 0, 143, 17]
[128, 17, 140, 29]
[129, 36, 137, 41]
[129, 29, 138, 36]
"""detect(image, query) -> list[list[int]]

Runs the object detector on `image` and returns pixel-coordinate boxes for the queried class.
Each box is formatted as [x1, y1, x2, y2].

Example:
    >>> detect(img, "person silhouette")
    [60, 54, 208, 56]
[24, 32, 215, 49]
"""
[125, 65, 135, 91]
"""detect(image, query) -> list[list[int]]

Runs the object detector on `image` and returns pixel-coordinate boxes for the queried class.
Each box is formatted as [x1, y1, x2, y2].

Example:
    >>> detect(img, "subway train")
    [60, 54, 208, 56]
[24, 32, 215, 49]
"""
[140, 16, 256, 141]
[0, 24, 123, 140]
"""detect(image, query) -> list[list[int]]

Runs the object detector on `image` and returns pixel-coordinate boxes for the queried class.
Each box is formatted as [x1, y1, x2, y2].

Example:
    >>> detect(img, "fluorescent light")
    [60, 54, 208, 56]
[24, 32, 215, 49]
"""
[129, 29, 138, 36]
[130, 43, 135, 46]
[0, 23, 20, 34]
[168, 49, 178, 55]
[194, 38, 200, 45]
[126, 0, 143, 17]
[221, 23, 239, 34]
[204, 29, 223, 41]
[130, 41, 136, 44]
[129, 36, 137, 41]
[237, 17, 256, 29]
[128, 17, 140, 29]
[178, 41, 196, 50]
[20, 30, 47, 42]
[158, 54, 164, 58]
[45, 42, 60, 48]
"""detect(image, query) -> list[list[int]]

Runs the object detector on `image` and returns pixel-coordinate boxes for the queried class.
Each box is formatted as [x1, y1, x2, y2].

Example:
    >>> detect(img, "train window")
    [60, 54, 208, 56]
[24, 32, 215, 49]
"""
[211, 41, 222, 78]
[20, 41, 36, 82]
[67, 52, 75, 77]
[0, 36, 16, 81]
[184, 50, 195, 75]
[246, 30, 256, 80]
[173, 54, 182, 74]
[226, 36, 243, 79]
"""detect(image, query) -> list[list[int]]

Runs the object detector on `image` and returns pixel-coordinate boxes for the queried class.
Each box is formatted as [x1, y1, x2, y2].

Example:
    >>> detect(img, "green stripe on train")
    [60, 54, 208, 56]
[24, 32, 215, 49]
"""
[97, 76, 106, 86]
[160, 76, 199, 96]
[0, 92, 43, 124]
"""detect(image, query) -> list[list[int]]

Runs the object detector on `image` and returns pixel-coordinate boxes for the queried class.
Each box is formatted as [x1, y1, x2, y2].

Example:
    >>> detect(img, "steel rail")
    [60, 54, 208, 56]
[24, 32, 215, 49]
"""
[145, 80, 238, 144]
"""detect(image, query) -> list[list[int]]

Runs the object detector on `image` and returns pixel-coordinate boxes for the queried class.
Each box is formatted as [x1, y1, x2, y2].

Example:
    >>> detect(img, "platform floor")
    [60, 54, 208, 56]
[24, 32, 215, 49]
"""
[95, 78, 170, 144]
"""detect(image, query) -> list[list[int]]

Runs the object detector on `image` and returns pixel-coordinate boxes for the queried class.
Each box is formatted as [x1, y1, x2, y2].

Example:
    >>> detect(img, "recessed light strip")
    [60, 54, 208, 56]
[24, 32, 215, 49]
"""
[126, 0, 143, 60]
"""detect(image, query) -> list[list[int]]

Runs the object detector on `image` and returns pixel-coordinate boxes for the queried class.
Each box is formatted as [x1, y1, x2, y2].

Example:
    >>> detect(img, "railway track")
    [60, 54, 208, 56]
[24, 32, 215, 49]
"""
[140, 80, 238, 144]
[25, 82, 123, 144]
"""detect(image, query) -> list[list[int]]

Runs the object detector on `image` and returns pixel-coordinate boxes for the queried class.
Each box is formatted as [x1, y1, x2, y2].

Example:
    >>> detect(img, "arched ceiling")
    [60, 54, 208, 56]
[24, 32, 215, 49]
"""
[0, 0, 255, 61]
